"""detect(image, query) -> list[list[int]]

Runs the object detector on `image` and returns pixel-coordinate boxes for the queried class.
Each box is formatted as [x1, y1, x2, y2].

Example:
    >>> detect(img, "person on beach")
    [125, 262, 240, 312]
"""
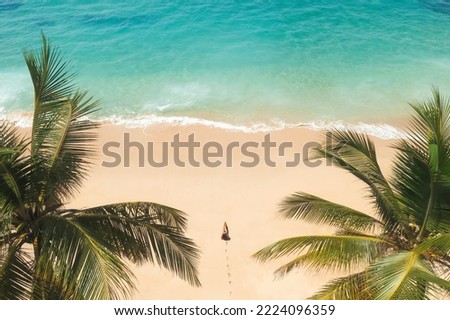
[221, 222, 231, 241]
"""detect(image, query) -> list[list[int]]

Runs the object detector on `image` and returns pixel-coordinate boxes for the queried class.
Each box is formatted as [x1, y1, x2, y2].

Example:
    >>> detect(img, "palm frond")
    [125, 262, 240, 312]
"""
[0, 121, 26, 151]
[23, 34, 75, 106]
[38, 91, 99, 205]
[316, 130, 401, 230]
[35, 214, 135, 299]
[23, 34, 99, 206]
[392, 156, 450, 235]
[271, 253, 311, 279]
[73, 201, 189, 231]
[0, 157, 28, 220]
[309, 271, 370, 300]
[366, 251, 450, 299]
[392, 145, 434, 228]
[416, 233, 450, 255]
[0, 123, 31, 222]
[280, 192, 383, 232]
[253, 235, 388, 274]
[68, 202, 201, 287]
[0, 242, 34, 299]
[392, 90, 450, 235]
[407, 88, 450, 156]
[23, 34, 75, 156]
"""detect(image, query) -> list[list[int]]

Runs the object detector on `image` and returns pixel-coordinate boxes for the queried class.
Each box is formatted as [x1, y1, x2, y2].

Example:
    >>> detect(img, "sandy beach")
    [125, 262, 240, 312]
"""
[4, 0, 450, 307]
[66, 123, 398, 299]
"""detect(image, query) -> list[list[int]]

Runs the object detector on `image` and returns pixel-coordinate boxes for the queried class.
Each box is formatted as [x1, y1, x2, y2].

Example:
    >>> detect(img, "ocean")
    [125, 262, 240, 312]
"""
[1, 0, 450, 138]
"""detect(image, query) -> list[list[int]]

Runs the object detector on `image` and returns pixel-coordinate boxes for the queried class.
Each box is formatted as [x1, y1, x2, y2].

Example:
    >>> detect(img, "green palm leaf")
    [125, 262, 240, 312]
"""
[316, 130, 401, 230]
[392, 90, 450, 236]
[253, 235, 387, 274]
[23, 35, 99, 206]
[23, 34, 75, 106]
[309, 271, 370, 300]
[0, 156, 28, 219]
[416, 233, 450, 262]
[39, 91, 99, 205]
[0, 123, 30, 227]
[407, 88, 450, 157]
[23, 34, 75, 156]
[0, 241, 34, 300]
[35, 214, 135, 299]
[70, 202, 201, 287]
[366, 251, 450, 299]
[280, 192, 383, 232]
[0, 122, 25, 157]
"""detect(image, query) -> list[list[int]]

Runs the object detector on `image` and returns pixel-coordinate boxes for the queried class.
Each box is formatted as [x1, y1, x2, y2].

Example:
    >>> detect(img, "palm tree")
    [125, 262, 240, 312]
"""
[254, 89, 450, 299]
[0, 35, 200, 299]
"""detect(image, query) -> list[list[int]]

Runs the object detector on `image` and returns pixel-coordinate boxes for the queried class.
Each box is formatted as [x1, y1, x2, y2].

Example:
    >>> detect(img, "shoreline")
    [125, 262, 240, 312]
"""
[5, 110, 408, 140]
[64, 123, 398, 299]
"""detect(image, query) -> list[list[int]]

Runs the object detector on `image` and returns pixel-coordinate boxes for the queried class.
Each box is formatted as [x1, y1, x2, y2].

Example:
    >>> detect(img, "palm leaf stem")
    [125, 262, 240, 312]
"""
[418, 181, 435, 241]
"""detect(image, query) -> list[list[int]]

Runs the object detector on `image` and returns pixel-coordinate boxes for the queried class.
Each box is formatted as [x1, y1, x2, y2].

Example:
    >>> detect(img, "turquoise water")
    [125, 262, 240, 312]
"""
[1, 0, 450, 133]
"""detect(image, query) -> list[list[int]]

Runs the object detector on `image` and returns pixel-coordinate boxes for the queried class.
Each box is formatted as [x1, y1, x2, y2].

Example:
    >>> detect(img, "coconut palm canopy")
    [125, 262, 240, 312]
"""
[254, 90, 450, 299]
[0, 36, 200, 299]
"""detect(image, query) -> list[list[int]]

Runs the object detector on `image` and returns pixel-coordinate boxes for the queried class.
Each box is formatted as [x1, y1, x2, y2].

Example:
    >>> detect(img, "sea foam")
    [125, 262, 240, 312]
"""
[1, 111, 406, 140]
[101, 115, 407, 140]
